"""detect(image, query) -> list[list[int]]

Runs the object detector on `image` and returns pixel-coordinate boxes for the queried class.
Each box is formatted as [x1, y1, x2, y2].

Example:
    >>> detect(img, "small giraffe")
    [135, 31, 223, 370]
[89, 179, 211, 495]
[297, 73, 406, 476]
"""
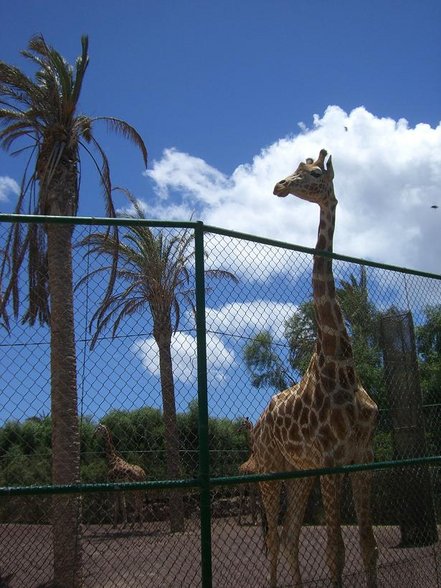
[253, 149, 379, 587]
[94, 423, 146, 528]
[237, 417, 259, 526]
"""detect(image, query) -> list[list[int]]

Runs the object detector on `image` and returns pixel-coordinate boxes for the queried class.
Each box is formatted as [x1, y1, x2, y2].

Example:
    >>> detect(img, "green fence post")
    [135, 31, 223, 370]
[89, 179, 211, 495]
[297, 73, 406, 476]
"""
[194, 221, 212, 588]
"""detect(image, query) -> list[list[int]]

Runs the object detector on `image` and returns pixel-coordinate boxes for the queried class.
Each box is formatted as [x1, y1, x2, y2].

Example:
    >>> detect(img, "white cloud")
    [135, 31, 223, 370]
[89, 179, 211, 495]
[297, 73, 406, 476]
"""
[132, 331, 235, 384]
[144, 106, 441, 274]
[203, 232, 311, 284]
[0, 176, 19, 202]
[206, 301, 298, 341]
[131, 301, 298, 392]
[143, 148, 230, 205]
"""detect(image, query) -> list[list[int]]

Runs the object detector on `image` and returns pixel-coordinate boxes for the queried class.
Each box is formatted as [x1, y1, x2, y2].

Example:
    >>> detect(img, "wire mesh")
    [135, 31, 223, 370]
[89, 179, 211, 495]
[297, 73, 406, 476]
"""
[0, 216, 440, 587]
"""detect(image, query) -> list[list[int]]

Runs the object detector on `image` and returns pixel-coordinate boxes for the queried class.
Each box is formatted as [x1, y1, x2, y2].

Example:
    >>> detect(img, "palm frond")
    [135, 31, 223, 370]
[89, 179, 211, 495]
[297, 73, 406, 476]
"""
[0, 121, 36, 151]
[71, 36, 89, 106]
[205, 268, 239, 283]
[89, 288, 145, 349]
[74, 115, 92, 142]
[93, 116, 148, 167]
[24, 35, 51, 60]
[0, 107, 29, 123]
[21, 222, 49, 325]
[0, 62, 37, 98]
[75, 264, 114, 290]
[83, 135, 113, 215]
[116, 187, 148, 220]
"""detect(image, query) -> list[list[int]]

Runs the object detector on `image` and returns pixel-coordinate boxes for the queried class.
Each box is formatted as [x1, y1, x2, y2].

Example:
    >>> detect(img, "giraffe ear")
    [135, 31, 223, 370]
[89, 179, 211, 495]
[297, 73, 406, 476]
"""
[326, 155, 334, 180]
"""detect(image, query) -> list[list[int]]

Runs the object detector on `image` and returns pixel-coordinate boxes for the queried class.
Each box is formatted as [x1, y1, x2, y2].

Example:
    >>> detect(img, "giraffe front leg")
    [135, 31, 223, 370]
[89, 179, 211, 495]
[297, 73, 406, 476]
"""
[259, 480, 281, 588]
[132, 490, 144, 528]
[250, 482, 258, 526]
[351, 470, 378, 588]
[282, 477, 316, 588]
[238, 484, 245, 526]
[121, 492, 128, 527]
[320, 474, 345, 588]
[138, 490, 145, 526]
[112, 492, 119, 528]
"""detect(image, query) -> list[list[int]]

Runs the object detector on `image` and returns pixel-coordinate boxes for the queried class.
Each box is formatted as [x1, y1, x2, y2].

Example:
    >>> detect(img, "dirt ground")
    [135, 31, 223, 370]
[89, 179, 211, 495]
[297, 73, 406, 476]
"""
[0, 520, 440, 587]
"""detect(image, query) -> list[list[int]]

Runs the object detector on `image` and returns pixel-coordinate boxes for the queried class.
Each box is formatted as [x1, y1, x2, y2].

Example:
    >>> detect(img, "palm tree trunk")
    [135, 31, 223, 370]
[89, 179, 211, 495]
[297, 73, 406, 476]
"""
[157, 337, 185, 533]
[47, 222, 82, 587]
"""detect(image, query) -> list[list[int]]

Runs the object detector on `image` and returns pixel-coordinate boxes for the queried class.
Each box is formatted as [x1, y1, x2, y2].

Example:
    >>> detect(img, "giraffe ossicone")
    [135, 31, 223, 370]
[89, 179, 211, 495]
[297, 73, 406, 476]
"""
[253, 149, 379, 587]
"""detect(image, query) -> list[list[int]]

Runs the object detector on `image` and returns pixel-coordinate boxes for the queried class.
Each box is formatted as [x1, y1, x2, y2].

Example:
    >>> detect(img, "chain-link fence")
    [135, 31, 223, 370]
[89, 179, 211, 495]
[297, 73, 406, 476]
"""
[0, 215, 440, 587]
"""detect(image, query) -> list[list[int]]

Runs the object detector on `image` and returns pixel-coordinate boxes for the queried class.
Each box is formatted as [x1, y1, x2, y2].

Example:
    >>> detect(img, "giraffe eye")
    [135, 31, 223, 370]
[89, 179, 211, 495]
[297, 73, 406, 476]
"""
[310, 168, 322, 178]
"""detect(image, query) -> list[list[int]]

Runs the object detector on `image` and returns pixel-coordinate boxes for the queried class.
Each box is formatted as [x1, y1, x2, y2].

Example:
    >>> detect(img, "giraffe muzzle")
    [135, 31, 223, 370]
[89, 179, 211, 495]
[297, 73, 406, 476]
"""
[273, 181, 289, 197]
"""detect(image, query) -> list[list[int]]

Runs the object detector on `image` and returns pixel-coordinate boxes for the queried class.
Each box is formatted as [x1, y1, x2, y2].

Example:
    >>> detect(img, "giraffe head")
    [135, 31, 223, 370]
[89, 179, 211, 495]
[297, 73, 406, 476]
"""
[94, 423, 109, 439]
[273, 148, 335, 204]
[238, 417, 253, 433]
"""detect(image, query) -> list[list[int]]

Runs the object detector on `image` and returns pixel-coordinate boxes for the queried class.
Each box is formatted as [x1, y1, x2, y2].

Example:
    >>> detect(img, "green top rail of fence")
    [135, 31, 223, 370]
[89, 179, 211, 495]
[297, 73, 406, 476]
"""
[1, 213, 440, 281]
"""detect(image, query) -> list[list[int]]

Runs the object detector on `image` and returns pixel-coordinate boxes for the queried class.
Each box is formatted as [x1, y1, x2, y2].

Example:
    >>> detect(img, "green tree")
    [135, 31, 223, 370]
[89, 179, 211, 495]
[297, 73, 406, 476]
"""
[79, 193, 237, 532]
[284, 299, 316, 375]
[243, 330, 294, 390]
[0, 35, 147, 587]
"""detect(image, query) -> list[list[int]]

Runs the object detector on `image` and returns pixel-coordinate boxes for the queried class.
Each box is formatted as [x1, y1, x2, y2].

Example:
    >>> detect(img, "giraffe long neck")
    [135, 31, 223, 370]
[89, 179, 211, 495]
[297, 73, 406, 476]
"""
[246, 426, 253, 452]
[102, 429, 119, 468]
[313, 199, 352, 360]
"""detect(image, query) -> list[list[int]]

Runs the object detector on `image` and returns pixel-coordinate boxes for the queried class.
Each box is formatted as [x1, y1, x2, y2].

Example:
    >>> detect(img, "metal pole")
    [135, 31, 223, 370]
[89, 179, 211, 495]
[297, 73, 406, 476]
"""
[194, 221, 212, 588]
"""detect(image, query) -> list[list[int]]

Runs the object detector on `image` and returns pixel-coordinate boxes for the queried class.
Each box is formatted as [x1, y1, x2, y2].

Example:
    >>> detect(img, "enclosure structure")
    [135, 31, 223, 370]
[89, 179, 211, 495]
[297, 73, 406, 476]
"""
[0, 215, 440, 587]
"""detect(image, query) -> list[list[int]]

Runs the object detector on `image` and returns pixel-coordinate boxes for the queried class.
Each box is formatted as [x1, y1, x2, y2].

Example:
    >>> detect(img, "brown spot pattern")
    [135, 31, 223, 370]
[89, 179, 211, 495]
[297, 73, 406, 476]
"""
[321, 300, 337, 329]
[317, 234, 327, 250]
[315, 280, 326, 297]
[293, 398, 302, 421]
[319, 395, 330, 419]
[322, 332, 337, 355]
[322, 361, 336, 381]
[330, 409, 347, 440]
[300, 406, 309, 426]
[288, 423, 301, 442]
[314, 385, 324, 409]
[309, 409, 318, 433]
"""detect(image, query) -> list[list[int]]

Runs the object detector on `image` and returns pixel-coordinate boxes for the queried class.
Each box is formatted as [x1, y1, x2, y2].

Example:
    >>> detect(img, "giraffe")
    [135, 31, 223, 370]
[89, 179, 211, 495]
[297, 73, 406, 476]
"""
[252, 149, 379, 587]
[237, 417, 259, 526]
[94, 423, 146, 528]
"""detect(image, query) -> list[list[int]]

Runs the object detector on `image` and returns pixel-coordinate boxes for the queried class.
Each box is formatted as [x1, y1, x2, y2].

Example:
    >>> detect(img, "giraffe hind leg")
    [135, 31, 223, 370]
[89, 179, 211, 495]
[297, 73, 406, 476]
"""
[259, 480, 282, 588]
[320, 474, 345, 588]
[351, 470, 378, 588]
[250, 482, 259, 526]
[281, 477, 316, 588]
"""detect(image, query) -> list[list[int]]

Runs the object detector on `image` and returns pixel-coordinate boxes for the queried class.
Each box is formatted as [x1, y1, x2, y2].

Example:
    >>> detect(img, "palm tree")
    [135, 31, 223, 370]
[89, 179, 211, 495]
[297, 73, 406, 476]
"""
[79, 192, 237, 532]
[0, 36, 147, 586]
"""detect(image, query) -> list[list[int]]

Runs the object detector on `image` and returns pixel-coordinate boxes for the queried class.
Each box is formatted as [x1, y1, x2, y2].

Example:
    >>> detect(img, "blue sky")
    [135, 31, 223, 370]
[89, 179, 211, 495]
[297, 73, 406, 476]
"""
[1, 1, 440, 223]
[1, 1, 441, 424]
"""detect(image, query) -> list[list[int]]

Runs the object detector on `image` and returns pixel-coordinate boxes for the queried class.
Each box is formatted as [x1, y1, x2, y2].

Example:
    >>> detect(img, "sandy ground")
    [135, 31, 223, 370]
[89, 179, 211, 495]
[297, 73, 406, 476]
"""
[0, 520, 440, 587]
